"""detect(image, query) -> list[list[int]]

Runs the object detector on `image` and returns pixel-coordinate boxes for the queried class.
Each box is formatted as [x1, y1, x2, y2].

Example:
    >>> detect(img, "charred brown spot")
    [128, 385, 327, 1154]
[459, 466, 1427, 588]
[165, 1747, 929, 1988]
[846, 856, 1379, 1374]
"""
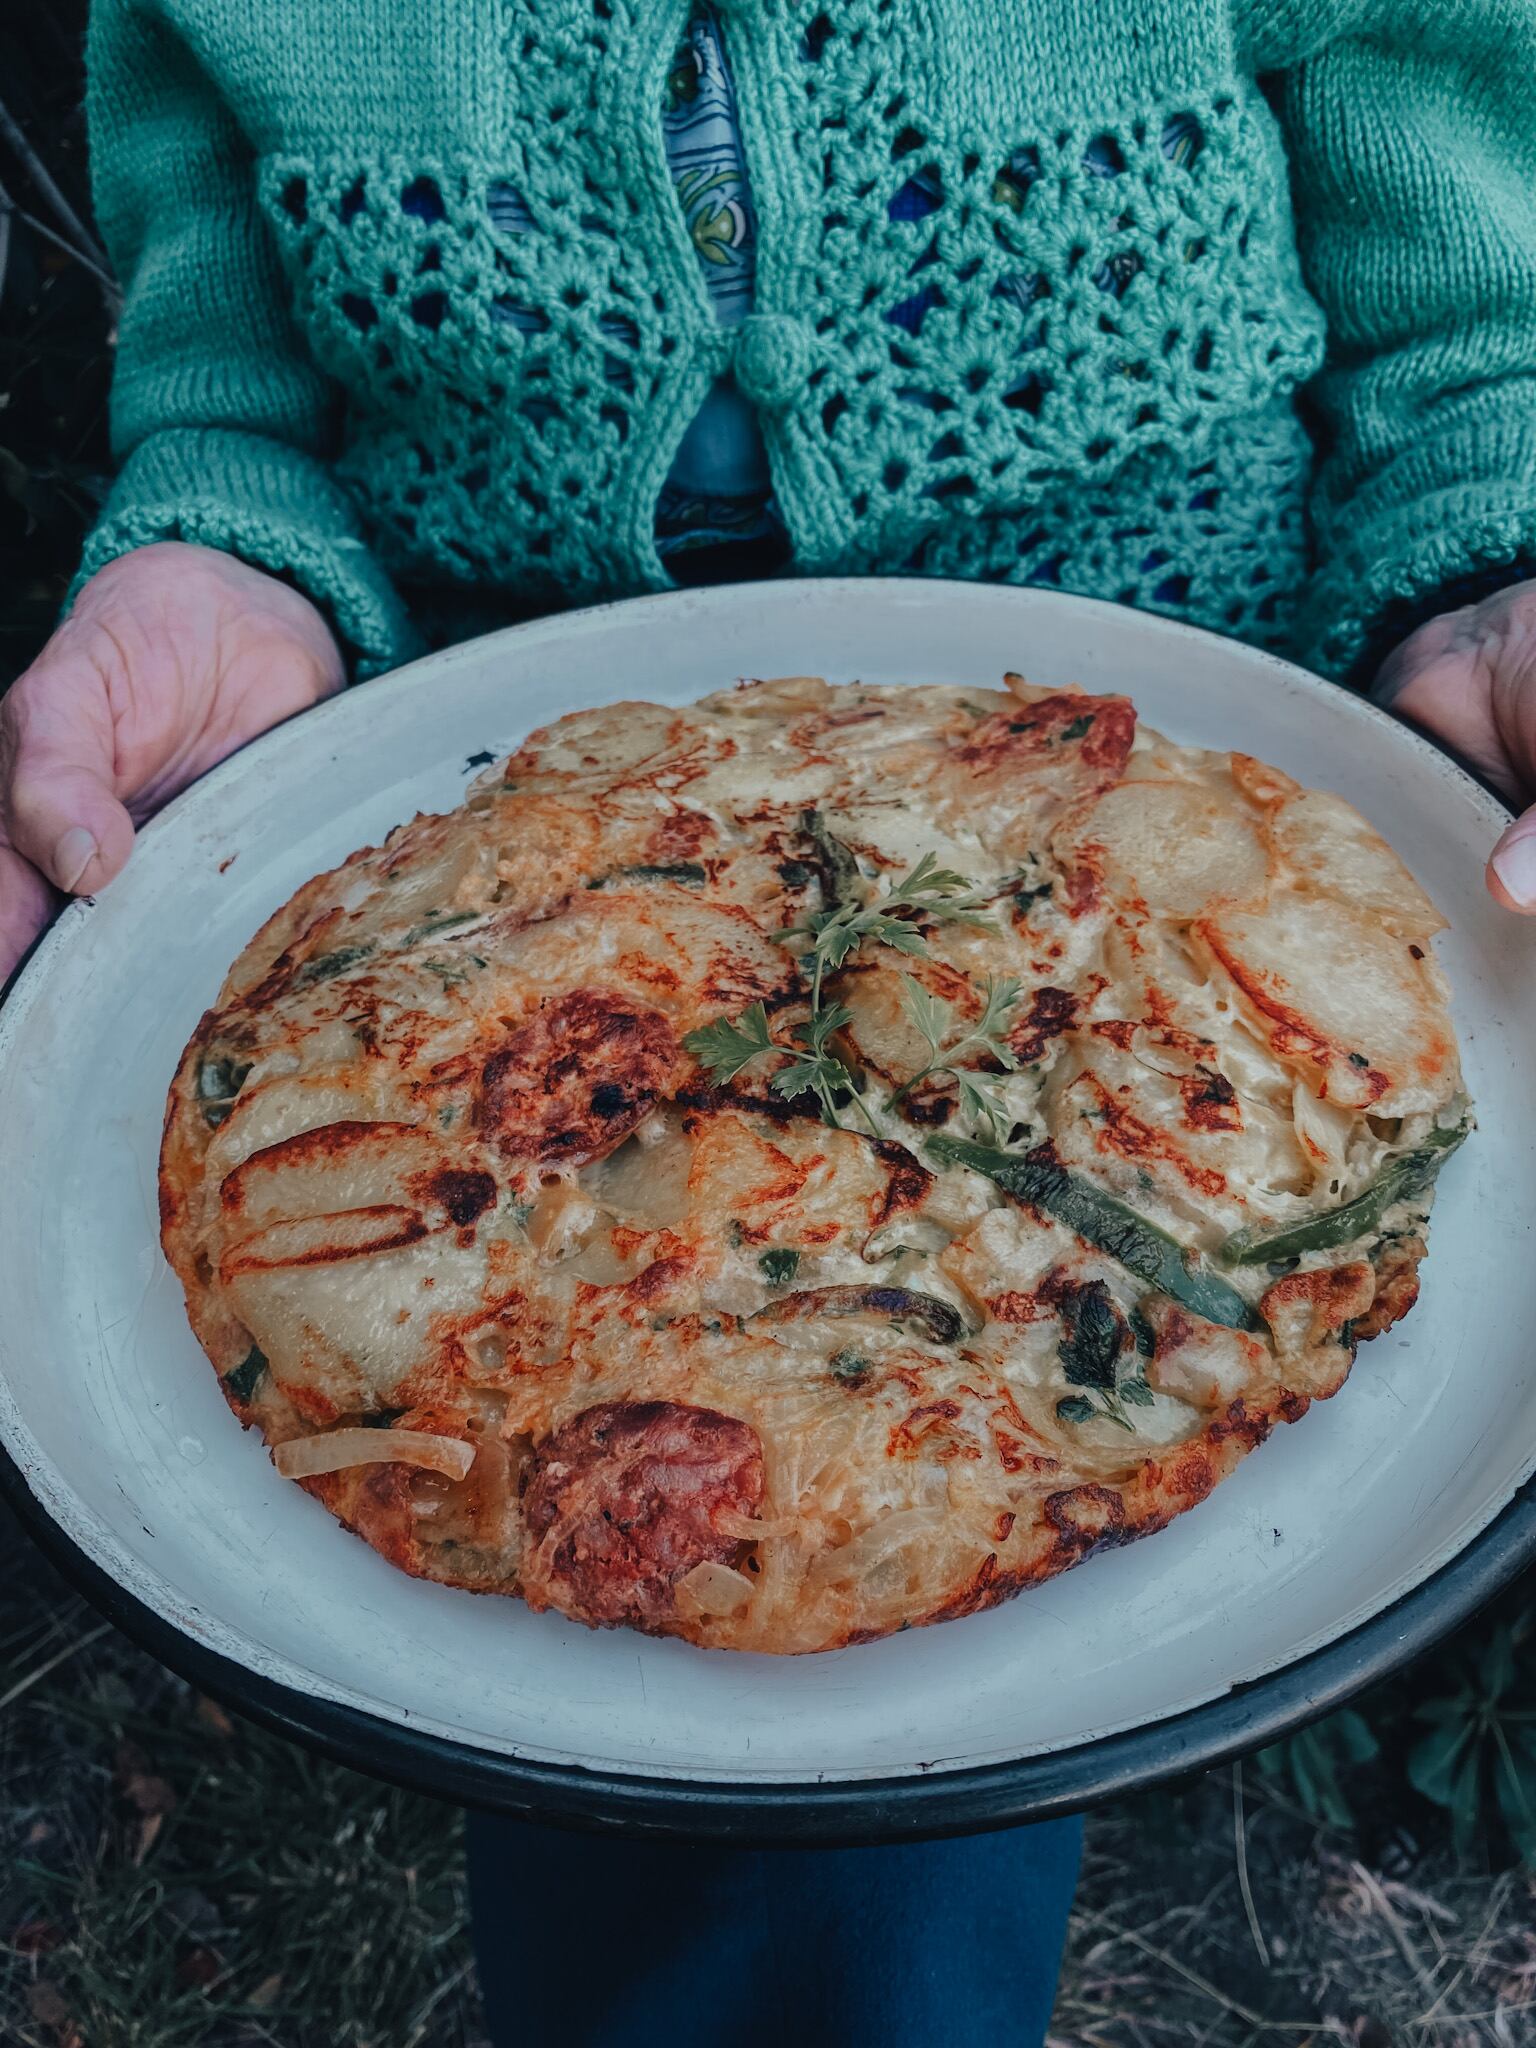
[1009, 986, 1079, 1065]
[1090, 1018, 1138, 1050]
[887, 1398, 973, 1461]
[988, 1291, 1044, 1325]
[1206, 1397, 1274, 1452]
[1353, 1235, 1426, 1343]
[643, 808, 714, 862]
[955, 693, 1135, 781]
[520, 1400, 764, 1630]
[871, 1140, 933, 1225]
[477, 989, 679, 1166]
[1259, 1262, 1376, 1345]
[1060, 865, 1101, 917]
[1073, 1074, 1227, 1197]
[1156, 1308, 1195, 1356]
[1179, 1068, 1241, 1133]
[1044, 1482, 1128, 1556]
[897, 1085, 956, 1126]
[413, 1167, 497, 1227]
[625, 1252, 694, 1304]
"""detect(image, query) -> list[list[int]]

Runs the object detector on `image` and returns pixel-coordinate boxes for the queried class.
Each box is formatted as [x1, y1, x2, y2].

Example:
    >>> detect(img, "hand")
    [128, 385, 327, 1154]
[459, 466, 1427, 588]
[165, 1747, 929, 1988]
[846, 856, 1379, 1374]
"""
[1373, 580, 1536, 913]
[0, 542, 344, 980]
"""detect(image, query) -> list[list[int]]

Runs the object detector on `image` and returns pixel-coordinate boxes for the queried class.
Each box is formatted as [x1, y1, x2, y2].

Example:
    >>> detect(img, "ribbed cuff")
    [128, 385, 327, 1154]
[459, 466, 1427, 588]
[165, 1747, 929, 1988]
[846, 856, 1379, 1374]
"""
[68, 427, 423, 679]
[1297, 411, 1536, 683]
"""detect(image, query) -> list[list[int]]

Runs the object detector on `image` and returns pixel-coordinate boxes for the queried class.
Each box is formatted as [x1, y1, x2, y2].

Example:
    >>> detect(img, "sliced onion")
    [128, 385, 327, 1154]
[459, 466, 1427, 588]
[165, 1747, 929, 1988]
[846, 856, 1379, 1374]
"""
[675, 1560, 756, 1618]
[273, 1428, 475, 1482]
[716, 1509, 796, 1542]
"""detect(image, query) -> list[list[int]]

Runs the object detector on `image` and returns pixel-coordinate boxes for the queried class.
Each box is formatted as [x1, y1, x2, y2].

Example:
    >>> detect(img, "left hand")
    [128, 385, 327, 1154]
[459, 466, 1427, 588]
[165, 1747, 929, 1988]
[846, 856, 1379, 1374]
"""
[1373, 581, 1536, 913]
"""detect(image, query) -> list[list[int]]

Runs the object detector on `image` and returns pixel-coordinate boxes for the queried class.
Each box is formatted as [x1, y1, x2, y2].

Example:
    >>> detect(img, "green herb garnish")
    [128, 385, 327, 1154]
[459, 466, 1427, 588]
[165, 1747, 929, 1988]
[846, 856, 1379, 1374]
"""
[402, 909, 483, 947]
[224, 1345, 267, 1403]
[295, 943, 375, 987]
[751, 1284, 964, 1345]
[894, 973, 1023, 1137]
[800, 809, 863, 914]
[196, 1054, 252, 1127]
[589, 863, 708, 889]
[831, 1349, 871, 1383]
[1221, 1120, 1470, 1267]
[927, 1135, 1261, 1332]
[758, 1248, 800, 1286]
[683, 998, 870, 1133]
[421, 955, 488, 986]
[685, 844, 995, 1134]
[623, 862, 706, 885]
[1058, 1283, 1122, 1389]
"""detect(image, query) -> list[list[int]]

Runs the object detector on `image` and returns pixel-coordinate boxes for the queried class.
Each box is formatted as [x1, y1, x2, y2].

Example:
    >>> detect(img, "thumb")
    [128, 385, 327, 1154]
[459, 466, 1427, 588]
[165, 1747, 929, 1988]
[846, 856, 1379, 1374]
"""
[0, 654, 136, 896]
[0, 838, 58, 987]
[1488, 804, 1536, 914]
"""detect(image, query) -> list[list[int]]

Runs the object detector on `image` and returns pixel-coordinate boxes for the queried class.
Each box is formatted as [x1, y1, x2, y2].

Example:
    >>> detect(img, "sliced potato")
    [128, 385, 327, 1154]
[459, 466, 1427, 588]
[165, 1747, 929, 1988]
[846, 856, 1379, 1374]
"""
[1266, 790, 1444, 942]
[220, 1119, 449, 1228]
[1055, 779, 1272, 918]
[1191, 892, 1460, 1115]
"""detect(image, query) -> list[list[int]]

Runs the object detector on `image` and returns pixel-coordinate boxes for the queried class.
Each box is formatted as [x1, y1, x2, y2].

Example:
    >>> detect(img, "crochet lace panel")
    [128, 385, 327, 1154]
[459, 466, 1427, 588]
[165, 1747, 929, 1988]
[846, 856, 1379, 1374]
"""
[256, 11, 1326, 634]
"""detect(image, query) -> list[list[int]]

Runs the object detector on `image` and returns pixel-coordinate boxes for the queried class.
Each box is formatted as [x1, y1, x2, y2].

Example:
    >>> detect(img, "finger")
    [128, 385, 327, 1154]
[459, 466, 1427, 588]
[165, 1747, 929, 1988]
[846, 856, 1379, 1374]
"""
[1370, 612, 1460, 714]
[0, 657, 136, 895]
[1488, 804, 1536, 914]
[0, 836, 58, 986]
[1384, 661, 1522, 805]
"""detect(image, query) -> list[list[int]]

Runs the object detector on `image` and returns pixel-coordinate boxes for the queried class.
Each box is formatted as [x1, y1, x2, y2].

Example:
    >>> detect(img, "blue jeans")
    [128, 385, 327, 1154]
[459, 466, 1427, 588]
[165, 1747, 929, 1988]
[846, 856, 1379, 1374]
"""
[466, 1812, 1083, 2047]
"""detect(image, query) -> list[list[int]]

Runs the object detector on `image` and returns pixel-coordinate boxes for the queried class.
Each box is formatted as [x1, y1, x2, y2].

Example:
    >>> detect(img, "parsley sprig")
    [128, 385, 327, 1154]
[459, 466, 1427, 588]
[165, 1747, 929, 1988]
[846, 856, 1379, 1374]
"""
[796, 850, 993, 1006]
[683, 997, 875, 1132]
[894, 973, 1024, 1139]
[1056, 1379, 1154, 1433]
[685, 845, 999, 1134]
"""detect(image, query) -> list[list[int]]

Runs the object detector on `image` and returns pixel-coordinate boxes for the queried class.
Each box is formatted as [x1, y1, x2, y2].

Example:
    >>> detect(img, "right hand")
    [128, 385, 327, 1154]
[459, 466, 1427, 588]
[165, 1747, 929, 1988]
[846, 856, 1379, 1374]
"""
[0, 541, 345, 981]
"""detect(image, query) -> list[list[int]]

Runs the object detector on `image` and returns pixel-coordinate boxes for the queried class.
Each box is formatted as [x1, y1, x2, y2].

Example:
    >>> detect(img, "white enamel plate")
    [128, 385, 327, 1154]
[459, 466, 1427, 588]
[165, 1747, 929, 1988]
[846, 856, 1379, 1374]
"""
[3, 580, 1533, 1840]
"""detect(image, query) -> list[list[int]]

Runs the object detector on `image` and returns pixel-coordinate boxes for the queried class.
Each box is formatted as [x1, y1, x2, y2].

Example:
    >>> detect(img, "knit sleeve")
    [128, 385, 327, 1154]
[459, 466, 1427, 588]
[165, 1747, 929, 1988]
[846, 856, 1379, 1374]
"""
[1271, 6, 1536, 682]
[72, 0, 420, 677]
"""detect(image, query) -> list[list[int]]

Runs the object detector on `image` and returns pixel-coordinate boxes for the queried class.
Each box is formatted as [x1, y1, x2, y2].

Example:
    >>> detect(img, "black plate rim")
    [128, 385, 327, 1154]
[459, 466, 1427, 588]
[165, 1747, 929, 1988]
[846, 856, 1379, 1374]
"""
[4, 1433, 1531, 1845]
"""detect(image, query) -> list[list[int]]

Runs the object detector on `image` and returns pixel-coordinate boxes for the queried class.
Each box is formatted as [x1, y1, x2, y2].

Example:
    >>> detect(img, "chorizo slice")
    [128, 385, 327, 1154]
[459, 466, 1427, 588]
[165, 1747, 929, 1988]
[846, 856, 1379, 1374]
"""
[520, 1400, 764, 1629]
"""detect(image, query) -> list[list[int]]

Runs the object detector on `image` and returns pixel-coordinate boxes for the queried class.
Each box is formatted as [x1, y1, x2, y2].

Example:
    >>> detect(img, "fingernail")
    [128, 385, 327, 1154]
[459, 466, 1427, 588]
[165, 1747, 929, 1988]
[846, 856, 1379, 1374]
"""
[52, 826, 97, 892]
[1490, 831, 1536, 909]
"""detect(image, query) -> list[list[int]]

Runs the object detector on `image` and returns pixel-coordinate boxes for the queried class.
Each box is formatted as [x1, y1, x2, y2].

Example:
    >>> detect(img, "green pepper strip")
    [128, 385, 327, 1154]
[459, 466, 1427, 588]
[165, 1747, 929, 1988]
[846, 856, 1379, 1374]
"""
[926, 1135, 1262, 1333]
[1220, 1120, 1470, 1268]
[800, 809, 862, 914]
[224, 1345, 267, 1404]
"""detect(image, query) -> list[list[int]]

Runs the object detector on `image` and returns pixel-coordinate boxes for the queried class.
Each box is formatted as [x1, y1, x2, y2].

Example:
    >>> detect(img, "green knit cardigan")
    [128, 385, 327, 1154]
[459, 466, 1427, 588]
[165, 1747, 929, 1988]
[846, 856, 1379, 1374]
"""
[75, 0, 1536, 680]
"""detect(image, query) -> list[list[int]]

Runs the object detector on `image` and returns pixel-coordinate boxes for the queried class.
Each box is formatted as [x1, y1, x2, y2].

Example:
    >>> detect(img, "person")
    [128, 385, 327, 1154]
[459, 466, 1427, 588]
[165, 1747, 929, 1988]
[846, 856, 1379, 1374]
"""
[4, 4, 1535, 2041]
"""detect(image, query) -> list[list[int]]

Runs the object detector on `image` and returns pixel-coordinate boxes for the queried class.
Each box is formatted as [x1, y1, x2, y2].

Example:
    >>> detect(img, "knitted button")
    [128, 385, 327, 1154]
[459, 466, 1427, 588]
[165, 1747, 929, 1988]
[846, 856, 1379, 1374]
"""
[732, 314, 810, 413]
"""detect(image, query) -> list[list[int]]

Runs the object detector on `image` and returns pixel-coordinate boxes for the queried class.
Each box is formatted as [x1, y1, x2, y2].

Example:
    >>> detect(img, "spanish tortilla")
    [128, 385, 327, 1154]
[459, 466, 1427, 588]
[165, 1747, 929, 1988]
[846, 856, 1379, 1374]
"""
[159, 673, 1467, 1653]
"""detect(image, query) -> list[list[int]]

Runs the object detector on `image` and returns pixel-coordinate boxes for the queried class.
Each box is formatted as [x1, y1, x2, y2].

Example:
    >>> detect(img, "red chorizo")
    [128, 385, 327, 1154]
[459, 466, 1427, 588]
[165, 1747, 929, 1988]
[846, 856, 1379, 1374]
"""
[520, 1401, 764, 1629]
[476, 988, 678, 1165]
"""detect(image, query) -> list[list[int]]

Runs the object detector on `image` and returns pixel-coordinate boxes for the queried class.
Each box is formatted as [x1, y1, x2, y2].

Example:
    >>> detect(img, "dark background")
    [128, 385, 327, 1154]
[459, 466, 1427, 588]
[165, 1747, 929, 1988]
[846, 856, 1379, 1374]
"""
[2, 1, 112, 681]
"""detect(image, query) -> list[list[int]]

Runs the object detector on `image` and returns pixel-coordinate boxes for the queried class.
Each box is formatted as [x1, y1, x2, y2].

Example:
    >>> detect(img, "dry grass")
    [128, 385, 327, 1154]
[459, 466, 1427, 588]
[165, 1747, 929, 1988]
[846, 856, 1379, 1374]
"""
[1055, 1773, 1536, 2047]
[1, 1494, 1533, 2047]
